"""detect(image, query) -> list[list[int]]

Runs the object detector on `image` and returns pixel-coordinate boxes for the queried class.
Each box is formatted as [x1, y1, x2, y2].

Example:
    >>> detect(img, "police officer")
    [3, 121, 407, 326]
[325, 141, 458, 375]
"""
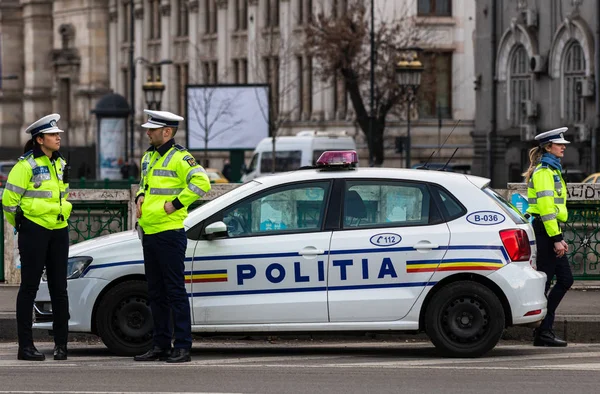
[133, 110, 211, 363]
[2, 114, 72, 361]
[523, 127, 573, 347]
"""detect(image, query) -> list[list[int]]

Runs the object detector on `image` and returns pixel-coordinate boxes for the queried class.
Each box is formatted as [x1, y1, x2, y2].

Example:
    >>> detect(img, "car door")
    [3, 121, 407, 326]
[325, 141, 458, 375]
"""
[327, 179, 450, 322]
[189, 180, 332, 325]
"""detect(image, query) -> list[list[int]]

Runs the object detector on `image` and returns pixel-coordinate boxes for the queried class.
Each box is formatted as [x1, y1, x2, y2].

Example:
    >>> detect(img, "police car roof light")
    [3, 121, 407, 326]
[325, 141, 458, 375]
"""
[316, 150, 358, 169]
[499, 229, 531, 262]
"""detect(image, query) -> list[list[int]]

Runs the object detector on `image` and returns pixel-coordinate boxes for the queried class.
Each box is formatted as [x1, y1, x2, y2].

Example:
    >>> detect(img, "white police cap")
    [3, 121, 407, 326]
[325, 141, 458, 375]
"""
[534, 127, 570, 145]
[25, 114, 64, 138]
[141, 109, 184, 129]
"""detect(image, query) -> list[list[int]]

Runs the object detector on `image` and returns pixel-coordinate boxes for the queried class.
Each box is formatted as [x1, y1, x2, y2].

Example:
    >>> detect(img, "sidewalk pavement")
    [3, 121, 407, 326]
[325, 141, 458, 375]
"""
[1, 282, 600, 343]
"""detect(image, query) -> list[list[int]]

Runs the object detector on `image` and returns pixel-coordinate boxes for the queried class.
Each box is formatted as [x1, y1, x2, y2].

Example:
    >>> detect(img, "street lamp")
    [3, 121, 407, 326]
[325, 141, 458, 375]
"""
[142, 74, 166, 110]
[396, 50, 424, 168]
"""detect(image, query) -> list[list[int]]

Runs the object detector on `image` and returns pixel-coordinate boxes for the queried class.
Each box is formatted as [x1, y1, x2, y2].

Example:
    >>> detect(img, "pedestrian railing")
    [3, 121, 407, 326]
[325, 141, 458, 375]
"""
[4, 183, 600, 283]
[506, 183, 600, 280]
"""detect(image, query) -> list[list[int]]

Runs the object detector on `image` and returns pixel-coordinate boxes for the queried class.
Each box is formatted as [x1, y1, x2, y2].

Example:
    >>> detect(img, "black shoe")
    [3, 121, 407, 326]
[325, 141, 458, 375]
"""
[166, 348, 191, 363]
[134, 346, 171, 361]
[534, 330, 568, 347]
[17, 346, 46, 361]
[53, 345, 67, 360]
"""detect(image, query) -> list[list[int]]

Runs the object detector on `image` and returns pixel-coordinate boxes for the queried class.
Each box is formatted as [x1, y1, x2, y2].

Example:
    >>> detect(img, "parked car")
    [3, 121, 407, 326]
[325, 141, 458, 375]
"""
[33, 151, 546, 358]
[0, 160, 17, 188]
[582, 172, 600, 184]
[205, 168, 230, 184]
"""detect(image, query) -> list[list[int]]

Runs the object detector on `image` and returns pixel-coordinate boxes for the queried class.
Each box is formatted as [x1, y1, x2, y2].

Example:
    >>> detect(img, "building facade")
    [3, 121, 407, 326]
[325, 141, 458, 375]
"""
[0, 0, 476, 176]
[474, 0, 600, 187]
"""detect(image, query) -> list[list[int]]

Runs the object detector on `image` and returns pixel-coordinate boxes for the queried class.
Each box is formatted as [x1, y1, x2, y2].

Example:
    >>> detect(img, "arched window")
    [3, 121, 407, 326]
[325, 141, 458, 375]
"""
[509, 45, 531, 127]
[563, 41, 586, 124]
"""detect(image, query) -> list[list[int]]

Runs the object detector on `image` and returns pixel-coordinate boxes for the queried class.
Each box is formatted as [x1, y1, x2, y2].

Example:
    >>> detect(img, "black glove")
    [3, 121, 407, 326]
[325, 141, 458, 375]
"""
[15, 206, 24, 233]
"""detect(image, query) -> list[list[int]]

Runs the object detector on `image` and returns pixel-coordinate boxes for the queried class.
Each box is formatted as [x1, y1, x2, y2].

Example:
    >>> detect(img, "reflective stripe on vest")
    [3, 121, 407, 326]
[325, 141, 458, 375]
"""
[149, 187, 184, 195]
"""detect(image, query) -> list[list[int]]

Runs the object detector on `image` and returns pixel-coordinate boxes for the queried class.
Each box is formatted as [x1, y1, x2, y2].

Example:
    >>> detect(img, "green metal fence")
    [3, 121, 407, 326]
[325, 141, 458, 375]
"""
[563, 202, 600, 279]
[68, 202, 130, 244]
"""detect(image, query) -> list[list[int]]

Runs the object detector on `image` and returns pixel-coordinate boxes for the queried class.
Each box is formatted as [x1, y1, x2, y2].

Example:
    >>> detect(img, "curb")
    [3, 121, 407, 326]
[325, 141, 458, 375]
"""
[2, 313, 600, 345]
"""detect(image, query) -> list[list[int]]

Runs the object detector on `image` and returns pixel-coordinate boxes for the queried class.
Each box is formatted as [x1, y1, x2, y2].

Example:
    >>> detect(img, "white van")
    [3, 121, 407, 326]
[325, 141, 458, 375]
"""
[241, 130, 357, 182]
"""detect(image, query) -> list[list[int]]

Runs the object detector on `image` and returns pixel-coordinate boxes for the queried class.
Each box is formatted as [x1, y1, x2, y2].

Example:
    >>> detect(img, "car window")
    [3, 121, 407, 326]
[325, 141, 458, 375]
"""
[342, 180, 439, 228]
[260, 150, 302, 173]
[221, 181, 330, 237]
[431, 186, 467, 221]
[595, 177, 600, 184]
[483, 187, 528, 224]
[247, 153, 258, 173]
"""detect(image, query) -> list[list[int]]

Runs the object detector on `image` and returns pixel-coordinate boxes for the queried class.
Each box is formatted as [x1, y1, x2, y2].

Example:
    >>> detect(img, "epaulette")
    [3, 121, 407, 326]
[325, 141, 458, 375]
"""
[18, 150, 33, 161]
[174, 144, 186, 151]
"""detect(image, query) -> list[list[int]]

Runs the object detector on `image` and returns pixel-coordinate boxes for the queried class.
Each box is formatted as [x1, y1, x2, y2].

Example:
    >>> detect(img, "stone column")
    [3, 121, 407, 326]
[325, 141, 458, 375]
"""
[134, 1, 144, 156]
[310, 0, 323, 121]
[160, 1, 173, 110]
[187, 0, 200, 82]
[20, 0, 54, 141]
[302, 56, 311, 120]
[246, 0, 259, 83]
[0, 2, 24, 147]
[216, 0, 229, 82]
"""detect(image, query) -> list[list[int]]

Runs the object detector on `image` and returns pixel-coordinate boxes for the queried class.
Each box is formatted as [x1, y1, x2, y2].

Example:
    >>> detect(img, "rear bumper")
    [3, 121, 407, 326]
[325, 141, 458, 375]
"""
[490, 262, 547, 325]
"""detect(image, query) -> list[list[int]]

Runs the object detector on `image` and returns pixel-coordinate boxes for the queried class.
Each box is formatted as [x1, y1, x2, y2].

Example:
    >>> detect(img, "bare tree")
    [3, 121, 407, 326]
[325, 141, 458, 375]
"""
[187, 85, 244, 166]
[304, 0, 427, 166]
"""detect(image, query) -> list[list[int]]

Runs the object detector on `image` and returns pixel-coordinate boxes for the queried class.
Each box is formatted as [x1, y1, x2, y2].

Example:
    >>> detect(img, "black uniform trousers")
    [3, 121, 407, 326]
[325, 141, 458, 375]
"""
[142, 228, 192, 350]
[17, 217, 70, 348]
[532, 218, 574, 331]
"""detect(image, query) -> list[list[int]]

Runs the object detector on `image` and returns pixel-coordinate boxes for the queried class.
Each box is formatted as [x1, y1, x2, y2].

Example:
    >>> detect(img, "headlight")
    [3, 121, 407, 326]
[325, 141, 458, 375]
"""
[43, 256, 94, 281]
[66, 256, 93, 279]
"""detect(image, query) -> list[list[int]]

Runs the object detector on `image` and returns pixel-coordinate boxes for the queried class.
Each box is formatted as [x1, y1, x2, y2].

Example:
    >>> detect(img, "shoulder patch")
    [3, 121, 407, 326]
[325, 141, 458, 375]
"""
[182, 155, 198, 167]
[174, 144, 186, 151]
[18, 150, 33, 161]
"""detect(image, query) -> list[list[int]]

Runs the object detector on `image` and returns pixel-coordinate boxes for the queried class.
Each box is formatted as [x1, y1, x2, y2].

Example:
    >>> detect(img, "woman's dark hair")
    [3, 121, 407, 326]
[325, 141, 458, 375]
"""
[23, 134, 43, 153]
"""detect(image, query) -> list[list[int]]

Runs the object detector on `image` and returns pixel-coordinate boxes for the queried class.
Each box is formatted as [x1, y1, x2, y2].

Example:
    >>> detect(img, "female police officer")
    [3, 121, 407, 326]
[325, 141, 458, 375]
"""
[2, 114, 72, 361]
[523, 127, 573, 347]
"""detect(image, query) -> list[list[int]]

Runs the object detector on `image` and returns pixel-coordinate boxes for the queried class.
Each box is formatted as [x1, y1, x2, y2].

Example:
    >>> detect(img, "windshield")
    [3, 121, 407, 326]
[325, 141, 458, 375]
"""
[483, 187, 528, 224]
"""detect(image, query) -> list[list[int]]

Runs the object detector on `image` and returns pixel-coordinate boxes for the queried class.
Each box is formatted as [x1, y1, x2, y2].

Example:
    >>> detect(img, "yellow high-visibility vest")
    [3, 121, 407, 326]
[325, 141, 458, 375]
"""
[137, 141, 211, 235]
[2, 150, 71, 230]
[526, 163, 567, 240]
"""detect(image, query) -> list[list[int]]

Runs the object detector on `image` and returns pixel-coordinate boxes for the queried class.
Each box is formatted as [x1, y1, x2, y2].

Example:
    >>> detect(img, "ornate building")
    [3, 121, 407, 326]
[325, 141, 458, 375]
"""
[0, 0, 476, 177]
[474, 0, 600, 186]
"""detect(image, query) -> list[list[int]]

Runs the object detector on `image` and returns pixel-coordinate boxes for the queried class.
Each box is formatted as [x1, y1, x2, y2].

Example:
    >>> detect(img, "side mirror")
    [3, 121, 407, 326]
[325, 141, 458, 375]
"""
[204, 221, 228, 239]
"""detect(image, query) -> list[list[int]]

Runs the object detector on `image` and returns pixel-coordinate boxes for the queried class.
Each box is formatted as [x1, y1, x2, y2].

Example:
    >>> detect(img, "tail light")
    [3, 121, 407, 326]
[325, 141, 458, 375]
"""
[499, 229, 531, 262]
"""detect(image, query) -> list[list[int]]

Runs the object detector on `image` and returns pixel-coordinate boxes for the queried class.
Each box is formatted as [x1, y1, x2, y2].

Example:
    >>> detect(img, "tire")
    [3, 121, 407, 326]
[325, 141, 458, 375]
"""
[425, 281, 505, 358]
[95, 280, 153, 357]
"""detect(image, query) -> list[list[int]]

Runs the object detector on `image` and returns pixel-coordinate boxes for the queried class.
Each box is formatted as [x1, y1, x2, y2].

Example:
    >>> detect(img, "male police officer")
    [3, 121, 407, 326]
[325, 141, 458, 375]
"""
[133, 110, 211, 363]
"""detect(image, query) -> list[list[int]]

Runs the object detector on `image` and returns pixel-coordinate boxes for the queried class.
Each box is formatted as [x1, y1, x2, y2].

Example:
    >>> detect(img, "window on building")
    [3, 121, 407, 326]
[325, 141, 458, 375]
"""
[417, 0, 451, 16]
[333, 73, 347, 119]
[332, 0, 347, 17]
[297, 0, 312, 25]
[266, 0, 280, 27]
[509, 45, 532, 127]
[418, 52, 452, 119]
[176, 0, 189, 37]
[148, 0, 162, 39]
[122, 2, 131, 42]
[264, 56, 280, 118]
[297, 56, 312, 117]
[236, 0, 248, 30]
[122, 68, 130, 104]
[203, 61, 218, 84]
[563, 41, 586, 124]
[176, 64, 189, 115]
[232, 59, 248, 83]
[206, 0, 217, 33]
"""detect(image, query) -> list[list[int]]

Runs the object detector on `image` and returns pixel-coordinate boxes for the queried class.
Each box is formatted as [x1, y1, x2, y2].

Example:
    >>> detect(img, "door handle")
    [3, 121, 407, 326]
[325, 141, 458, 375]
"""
[300, 247, 325, 256]
[413, 242, 439, 250]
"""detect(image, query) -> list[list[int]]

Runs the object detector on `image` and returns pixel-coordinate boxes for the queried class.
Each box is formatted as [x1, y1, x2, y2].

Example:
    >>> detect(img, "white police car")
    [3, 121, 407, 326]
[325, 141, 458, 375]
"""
[33, 151, 546, 358]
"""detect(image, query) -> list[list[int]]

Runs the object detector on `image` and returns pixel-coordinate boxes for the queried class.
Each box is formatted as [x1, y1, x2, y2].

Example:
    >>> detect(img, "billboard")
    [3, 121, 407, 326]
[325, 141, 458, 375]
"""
[186, 84, 270, 150]
[97, 118, 126, 180]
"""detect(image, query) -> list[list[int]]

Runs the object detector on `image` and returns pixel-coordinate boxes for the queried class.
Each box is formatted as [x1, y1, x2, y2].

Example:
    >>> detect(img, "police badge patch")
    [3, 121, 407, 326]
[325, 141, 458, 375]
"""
[183, 155, 197, 167]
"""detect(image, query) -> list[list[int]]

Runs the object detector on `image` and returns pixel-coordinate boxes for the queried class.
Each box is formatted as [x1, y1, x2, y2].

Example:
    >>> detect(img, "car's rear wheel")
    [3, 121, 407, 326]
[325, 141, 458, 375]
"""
[95, 280, 153, 357]
[425, 281, 505, 358]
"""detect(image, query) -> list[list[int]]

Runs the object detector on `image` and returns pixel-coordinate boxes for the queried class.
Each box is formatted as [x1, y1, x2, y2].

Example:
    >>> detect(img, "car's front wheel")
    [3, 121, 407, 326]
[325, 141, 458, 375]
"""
[95, 280, 153, 356]
[425, 281, 505, 358]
